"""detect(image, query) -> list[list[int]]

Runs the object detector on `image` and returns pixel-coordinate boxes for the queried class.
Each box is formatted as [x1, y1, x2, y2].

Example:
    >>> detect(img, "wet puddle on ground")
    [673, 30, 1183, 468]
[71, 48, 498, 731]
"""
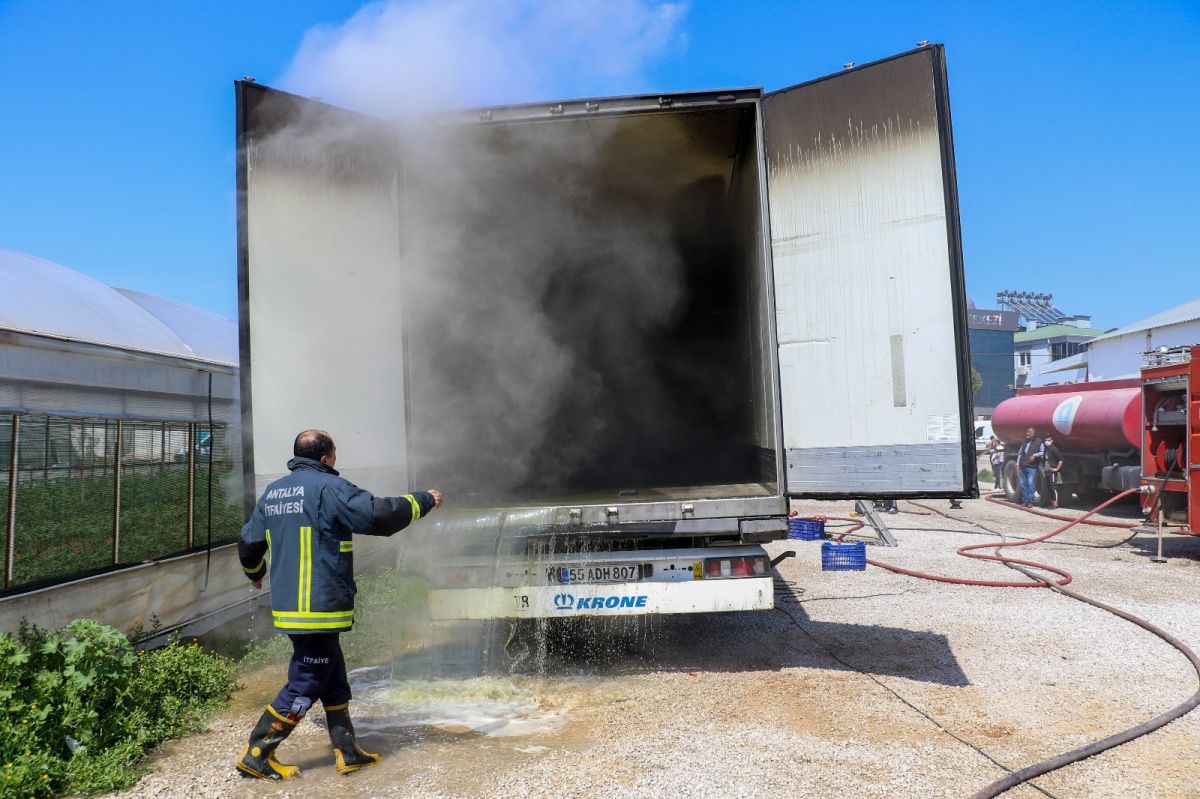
[223, 661, 590, 796]
[348, 664, 568, 738]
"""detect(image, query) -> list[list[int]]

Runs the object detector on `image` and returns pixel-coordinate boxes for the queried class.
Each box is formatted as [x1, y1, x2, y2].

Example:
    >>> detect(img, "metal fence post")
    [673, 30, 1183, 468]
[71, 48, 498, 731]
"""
[186, 422, 195, 549]
[112, 419, 123, 565]
[5, 415, 18, 589]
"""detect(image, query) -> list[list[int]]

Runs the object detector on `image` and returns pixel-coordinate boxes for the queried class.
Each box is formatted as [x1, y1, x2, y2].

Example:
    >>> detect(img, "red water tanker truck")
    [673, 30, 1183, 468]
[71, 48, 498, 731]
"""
[990, 345, 1198, 534]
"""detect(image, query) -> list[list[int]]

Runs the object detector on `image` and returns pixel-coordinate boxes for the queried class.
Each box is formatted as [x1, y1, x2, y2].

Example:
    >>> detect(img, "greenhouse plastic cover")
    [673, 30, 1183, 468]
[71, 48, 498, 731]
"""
[116, 289, 238, 365]
[0, 248, 236, 365]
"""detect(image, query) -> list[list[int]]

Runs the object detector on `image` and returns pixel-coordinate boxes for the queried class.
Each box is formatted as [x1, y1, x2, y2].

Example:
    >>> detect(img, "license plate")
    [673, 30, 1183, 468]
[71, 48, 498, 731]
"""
[552, 563, 646, 584]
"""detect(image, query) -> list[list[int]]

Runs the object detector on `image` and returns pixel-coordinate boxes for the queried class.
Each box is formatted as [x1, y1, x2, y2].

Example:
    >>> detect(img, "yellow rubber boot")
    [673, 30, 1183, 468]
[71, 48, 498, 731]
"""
[325, 703, 381, 774]
[235, 706, 301, 780]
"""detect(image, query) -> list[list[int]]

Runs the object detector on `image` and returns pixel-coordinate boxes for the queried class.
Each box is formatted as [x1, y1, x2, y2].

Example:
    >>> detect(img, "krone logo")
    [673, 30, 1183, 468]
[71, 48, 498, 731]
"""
[553, 593, 575, 610]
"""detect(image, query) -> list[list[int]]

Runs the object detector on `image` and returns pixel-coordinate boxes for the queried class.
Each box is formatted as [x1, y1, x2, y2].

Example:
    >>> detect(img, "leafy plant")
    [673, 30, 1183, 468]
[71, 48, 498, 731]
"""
[0, 620, 237, 798]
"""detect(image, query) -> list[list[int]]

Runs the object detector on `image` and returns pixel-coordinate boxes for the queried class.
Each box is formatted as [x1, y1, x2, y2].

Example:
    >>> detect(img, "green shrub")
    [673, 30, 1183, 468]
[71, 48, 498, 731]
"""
[979, 468, 994, 484]
[61, 740, 144, 796]
[0, 620, 237, 798]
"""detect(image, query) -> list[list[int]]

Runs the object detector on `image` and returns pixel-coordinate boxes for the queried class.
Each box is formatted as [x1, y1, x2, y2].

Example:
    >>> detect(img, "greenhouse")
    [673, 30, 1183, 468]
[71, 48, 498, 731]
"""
[0, 248, 245, 635]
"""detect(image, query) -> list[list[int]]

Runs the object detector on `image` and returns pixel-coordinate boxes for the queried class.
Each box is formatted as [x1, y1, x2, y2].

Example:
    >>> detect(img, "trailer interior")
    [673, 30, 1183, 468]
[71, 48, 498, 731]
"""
[403, 103, 779, 507]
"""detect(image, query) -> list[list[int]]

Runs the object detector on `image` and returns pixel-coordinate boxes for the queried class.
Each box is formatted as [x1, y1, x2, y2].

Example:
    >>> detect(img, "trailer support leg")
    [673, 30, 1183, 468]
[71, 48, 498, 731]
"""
[1152, 508, 1167, 563]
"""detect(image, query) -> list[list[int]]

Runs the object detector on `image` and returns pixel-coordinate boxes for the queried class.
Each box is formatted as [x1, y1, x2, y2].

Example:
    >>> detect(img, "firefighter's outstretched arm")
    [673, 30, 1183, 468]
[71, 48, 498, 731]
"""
[365, 489, 442, 535]
[329, 483, 443, 536]
[238, 508, 269, 585]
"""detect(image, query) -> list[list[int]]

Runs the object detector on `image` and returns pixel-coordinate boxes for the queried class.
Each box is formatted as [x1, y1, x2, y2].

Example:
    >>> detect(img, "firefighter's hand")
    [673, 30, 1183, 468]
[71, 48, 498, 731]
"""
[251, 580, 262, 590]
[427, 489, 444, 508]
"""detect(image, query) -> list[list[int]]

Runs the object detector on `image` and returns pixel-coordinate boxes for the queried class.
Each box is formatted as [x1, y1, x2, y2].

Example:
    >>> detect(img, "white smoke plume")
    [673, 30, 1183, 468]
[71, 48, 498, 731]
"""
[280, 0, 688, 116]
[265, 0, 725, 504]
[257, 0, 770, 678]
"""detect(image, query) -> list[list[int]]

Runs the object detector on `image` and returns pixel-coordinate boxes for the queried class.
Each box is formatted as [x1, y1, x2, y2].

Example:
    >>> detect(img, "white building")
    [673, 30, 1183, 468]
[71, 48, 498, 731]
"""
[1086, 299, 1200, 380]
[1018, 298, 1200, 386]
[1014, 318, 1102, 387]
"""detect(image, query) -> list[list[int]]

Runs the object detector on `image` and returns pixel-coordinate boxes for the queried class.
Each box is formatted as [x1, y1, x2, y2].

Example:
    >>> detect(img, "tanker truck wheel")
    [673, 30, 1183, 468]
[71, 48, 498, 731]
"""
[1002, 461, 1021, 503]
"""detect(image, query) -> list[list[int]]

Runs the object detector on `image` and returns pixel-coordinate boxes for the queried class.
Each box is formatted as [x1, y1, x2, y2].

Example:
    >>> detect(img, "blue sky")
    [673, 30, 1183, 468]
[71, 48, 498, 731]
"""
[1, 1, 1197, 328]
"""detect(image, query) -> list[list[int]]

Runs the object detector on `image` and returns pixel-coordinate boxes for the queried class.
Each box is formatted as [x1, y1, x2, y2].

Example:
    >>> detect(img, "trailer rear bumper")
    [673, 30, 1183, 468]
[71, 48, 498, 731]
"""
[430, 576, 775, 620]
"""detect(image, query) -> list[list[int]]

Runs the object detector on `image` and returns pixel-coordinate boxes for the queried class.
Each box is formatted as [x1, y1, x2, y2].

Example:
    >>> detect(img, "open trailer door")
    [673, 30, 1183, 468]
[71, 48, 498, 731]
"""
[236, 83, 408, 503]
[763, 45, 975, 498]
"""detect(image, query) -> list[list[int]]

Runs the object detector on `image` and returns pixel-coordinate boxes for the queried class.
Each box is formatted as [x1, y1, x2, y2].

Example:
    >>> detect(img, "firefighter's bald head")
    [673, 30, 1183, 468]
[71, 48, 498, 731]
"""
[294, 429, 336, 466]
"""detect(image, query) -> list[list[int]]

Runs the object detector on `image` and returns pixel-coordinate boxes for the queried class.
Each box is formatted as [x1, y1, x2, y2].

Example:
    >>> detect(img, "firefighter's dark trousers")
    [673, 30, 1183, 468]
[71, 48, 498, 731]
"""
[270, 633, 351, 719]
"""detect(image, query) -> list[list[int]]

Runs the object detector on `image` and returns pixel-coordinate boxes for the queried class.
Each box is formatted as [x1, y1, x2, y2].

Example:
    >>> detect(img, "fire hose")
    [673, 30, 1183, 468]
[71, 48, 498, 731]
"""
[865, 490, 1140, 588]
[859, 491, 1200, 797]
[983, 492, 1139, 529]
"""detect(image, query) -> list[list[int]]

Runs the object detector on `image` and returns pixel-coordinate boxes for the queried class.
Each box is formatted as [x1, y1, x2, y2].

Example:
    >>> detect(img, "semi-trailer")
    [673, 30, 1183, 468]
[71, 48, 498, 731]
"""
[235, 44, 976, 623]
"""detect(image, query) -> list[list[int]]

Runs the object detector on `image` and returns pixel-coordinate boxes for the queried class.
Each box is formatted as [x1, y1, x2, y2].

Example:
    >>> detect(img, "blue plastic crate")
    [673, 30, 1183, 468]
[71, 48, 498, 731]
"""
[821, 540, 866, 571]
[787, 517, 826, 541]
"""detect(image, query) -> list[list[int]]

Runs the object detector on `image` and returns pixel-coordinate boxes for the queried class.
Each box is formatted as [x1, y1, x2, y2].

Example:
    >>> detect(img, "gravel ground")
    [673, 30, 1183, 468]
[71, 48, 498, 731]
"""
[111, 492, 1200, 799]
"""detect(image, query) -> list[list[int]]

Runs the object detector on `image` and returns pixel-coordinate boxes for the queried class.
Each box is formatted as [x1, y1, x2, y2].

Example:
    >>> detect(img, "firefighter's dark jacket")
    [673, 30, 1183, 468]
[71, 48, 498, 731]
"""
[237, 457, 436, 633]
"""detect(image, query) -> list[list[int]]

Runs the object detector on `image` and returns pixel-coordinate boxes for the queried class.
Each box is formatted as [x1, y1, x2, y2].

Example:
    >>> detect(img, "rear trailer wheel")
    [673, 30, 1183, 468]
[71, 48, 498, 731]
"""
[1002, 461, 1021, 503]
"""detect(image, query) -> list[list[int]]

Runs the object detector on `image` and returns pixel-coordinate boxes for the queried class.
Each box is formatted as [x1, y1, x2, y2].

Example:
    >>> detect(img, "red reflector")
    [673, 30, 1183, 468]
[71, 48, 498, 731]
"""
[441, 567, 488, 587]
[732, 558, 752, 577]
[707, 560, 721, 577]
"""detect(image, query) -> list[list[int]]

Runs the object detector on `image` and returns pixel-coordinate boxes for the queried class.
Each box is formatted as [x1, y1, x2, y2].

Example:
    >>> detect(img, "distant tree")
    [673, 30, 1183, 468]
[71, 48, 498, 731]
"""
[971, 366, 983, 395]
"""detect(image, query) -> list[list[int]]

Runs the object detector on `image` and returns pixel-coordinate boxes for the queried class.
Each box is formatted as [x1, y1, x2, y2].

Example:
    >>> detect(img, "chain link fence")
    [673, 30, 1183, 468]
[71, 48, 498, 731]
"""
[0, 413, 243, 591]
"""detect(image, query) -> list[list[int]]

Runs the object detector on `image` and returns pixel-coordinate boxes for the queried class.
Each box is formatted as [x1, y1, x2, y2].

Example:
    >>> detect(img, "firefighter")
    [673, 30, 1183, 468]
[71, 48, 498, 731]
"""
[235, 429, 443, 780]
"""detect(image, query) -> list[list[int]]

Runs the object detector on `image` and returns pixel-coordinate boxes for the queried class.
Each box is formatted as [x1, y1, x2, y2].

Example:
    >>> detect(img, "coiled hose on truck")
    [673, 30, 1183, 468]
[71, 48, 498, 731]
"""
[864, 491, 1200, 798]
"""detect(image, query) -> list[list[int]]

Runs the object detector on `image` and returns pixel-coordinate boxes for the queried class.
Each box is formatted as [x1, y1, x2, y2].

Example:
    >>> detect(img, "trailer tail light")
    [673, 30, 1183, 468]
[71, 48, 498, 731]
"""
[702, 556, 768, 579]
[437, 566, 490, 588]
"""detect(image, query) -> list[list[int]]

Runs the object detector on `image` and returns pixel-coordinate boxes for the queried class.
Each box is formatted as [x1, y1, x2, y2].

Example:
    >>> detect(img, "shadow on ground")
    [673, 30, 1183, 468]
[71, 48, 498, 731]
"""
[386, 576, 970, 689]
[1126, 530, 1200, 562]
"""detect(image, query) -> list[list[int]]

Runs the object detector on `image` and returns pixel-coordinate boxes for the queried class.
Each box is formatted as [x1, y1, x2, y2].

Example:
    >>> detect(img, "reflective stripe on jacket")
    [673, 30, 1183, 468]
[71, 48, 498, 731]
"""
[237, 457, 435, 633]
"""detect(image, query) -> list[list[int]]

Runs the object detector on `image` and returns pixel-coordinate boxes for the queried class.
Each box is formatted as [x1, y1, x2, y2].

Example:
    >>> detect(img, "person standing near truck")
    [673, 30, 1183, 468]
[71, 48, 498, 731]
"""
[1041, 434, 1063, 509]
[986, 436, 1005, 491]
[1016, 427, 1044, 507]
[235, 429, 443, 780]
